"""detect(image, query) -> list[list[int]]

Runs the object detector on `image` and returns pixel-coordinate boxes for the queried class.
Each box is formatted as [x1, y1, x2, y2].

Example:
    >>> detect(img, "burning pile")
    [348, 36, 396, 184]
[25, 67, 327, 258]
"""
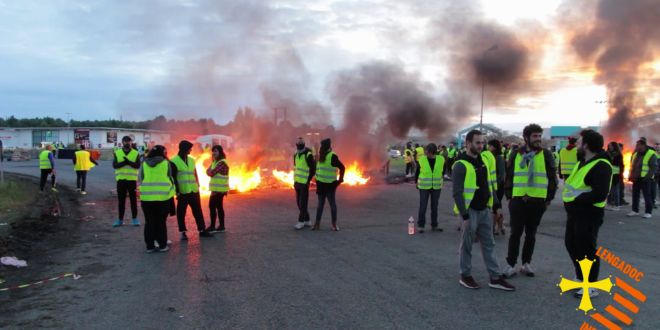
[271, 161, 370, 188]
[622, 151, 632, 183]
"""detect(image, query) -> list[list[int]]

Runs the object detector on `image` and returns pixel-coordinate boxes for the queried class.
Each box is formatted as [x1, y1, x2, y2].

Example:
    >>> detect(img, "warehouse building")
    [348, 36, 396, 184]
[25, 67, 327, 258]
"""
[0, 127, 171, 149]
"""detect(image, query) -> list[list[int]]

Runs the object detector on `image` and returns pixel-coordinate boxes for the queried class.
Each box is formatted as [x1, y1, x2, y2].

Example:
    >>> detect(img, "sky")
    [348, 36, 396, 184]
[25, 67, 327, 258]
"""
[0, 0, 635, 134]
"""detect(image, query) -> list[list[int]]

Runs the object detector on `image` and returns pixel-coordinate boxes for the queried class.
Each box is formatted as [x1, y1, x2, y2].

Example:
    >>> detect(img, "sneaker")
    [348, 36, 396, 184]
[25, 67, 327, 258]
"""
[604, 205, 613, 211]
[154, 240, 172, 248]
[502, 265, 517, 279]
[460, 276, 479, 289]
[489, 277, 516, 291]
[51, 188, 58, 192]
[575, 288, 598, 298]
[294, 222, 305, 230]
[627, 211, 640, 217]
[180, 232, 188, 240]
[303, 221, 312, 227]
[199, 230, 214, 238]
[215, 228, 226, 233]
[81, 191, 87, 195]
[159, 246, 170, 252]
[112, 219, 124, 227]
[621, 200, 630, 205]
[418, 227, 425, 233]
[653, 204, 658, 209]
[431, 227, 443, 232]
[643, 213, 652, 219]
[612, 206, 620, 211]
[132, 219, 140, 226]
[521, 263, 535, 277]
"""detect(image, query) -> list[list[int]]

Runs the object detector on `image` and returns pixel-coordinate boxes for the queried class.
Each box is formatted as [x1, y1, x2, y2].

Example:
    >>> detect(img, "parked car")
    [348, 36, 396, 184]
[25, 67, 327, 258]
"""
[390, 150, 401, 158]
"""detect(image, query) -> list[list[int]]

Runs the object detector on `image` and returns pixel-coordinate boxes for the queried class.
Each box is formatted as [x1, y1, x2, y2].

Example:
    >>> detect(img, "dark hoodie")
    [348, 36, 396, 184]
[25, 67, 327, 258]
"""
[138, 156, 172, 182]
[608, 150, 623, 185]
[563, 150, 613, 218]
[452, 152, 501, 220]
[171, 140, 199, 194]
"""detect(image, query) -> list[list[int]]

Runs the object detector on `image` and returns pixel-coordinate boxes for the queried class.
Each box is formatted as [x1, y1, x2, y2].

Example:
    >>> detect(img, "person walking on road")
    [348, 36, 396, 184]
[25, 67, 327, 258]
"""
[415, 143, 445, 233]
[206, 145, 230, 233]
[112, 136, 141, 227]
[627, 139, 658, 218]
[453, 130, 514, 291]
[502, 124, 558, 279]
[139, 145, 175, 253]
[171, 140, 213, 240]
[72, 144, 99, 195]
[293, 137, 316, 230]
[313, 138, 345, 231]
[605, 142, 623, 211]
[563, 129, 612, 298]
[39, 144, 57, 192]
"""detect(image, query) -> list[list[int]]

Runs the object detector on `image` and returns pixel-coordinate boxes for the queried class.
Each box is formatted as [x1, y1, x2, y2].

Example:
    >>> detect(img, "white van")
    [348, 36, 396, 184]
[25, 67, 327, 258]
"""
[195, 135, 235, 150]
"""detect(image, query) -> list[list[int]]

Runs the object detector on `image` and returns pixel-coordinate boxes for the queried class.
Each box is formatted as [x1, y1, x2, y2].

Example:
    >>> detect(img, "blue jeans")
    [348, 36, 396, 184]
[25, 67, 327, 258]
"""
[608, 182, 620, 206]
[632, 179, 652, 214]
[418, 188, 441, 228]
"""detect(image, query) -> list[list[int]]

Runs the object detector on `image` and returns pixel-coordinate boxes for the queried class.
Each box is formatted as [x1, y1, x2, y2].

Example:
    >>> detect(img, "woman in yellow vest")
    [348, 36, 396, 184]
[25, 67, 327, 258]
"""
[404, 143, 414, 178]
[139, 145, 175, 252]
[606, 141, 624, 211]
[205, 145, 230, 233]
[313, 138, 345, 231]
[72, 145, 99, 195]
[415, 143, 445, 232]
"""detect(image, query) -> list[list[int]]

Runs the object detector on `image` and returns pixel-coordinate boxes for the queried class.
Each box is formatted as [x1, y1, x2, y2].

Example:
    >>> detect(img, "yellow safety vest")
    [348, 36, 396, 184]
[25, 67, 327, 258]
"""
[139, 161, 175, 201]
[481, 150, 498, 191]
[631, 150, 657, 178]
[39, 150, 52, 169]
[447, 148, 456, 158]
[563, 159, 612, 207]
[316, 152, 338, 183]
[209, 159, 229, 192]
[418, 156, 445, 189]
[552, 151, 559, 168]
[115, 149, 139, 181]
[74, 151, 94, 171]
[613, 165, 620, 175]
[415, 147, 424, 161]
[404, 149, 413, 163]
[294, 151, 311, 184]
[559, 148, 578, 175]
[453, 159, 494, 214]
[512, 151, 548, 199]
[171, 155, 199, 194]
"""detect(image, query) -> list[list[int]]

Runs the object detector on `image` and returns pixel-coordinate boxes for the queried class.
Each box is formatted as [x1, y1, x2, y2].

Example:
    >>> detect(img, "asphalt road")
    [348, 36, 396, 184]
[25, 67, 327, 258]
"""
[1, 158, 658, 329]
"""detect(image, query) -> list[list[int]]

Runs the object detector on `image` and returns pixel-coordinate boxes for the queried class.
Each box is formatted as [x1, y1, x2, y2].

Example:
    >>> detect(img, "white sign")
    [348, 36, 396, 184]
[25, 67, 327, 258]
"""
[144, 133, 151, 143]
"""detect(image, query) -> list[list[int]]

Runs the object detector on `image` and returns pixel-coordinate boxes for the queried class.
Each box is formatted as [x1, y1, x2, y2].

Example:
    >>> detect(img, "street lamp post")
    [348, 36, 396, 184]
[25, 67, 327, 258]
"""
[480, 44, 498, 132]
[65, 112, 72, 147]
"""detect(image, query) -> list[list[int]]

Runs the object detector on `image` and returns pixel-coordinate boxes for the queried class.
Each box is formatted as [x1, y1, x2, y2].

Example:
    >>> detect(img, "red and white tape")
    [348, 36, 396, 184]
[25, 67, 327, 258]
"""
[0, 273, 81, 291]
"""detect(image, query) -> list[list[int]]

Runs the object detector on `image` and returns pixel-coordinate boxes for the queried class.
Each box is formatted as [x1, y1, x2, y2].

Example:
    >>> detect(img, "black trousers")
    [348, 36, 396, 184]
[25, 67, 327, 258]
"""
[632, 179, 653, 214]
[316, 189, 337, 222]
[565, 212, 602, 282]
[294, 182, 310, 222]
[446, 158, 455, 176]
[76, 171, 87, 191]
[619, 180, 626, 202]
[209, 193, 225, 230]
[40, 169, 56, 191]
[507, 198, 546, 266]
[405, 163, 413, 175]
[176, 192, 206, 232]
[141, 200, 170, 250]
[117, 180, 138, 221]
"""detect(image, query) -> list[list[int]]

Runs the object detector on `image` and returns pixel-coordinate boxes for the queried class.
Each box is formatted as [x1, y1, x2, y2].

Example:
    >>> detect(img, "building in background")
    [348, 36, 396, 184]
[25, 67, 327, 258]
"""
[0, 127, 171, 149]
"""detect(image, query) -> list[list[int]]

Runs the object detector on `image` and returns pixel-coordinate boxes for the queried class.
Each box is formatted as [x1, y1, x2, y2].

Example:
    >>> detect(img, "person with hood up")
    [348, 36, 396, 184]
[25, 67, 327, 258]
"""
[112, 136, 141, 227]
[171, 140, 214, 240]
[139, 145, 175, 252]
[563, 129, 612, 298]
[293, 137, 317, 230]
[605, 142, 624, 211]
[313, 138, 345, 231]
[559, 137, 578, 181]
[206, 145, 230, 233]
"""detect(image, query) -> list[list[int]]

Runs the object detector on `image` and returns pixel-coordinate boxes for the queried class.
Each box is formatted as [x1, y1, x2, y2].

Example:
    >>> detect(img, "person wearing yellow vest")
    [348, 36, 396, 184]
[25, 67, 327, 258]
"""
[563, 129, 612, 298]
[413, 143, 424, 183]
[550, 146, 559, 169]
[293, 137, 317, 230]
[487, 139, 506, 235]
[404, 143, 414, 178]
[559, 137, 578, 181]
[112, 136, 141, 227]
[606, 141, 624, 211]
[502, 124, 558, 279]
[415, 143, 445, 232]
[453, 130, 514, 291]
[72, 145, 99, 195]
[139, 145, 175, 252]
[205, 145, 230, 233]
[38, 144, 57, 192]
[446, 144, 457, 179]
[313, 138, 345, 231]
[628, 138, 658, 218]
[171, 140, 213, 240]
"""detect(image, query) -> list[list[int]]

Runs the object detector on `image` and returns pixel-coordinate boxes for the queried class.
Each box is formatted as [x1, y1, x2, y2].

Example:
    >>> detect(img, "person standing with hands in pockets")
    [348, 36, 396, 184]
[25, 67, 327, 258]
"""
[415, 143, 445, 233]
[313, 138, 345, 231]
[112, 136, 141, 227]
[293, 137, 316, 230]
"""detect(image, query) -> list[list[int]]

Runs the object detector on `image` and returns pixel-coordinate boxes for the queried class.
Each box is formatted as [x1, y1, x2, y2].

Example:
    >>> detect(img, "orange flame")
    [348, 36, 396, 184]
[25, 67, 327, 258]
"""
[622, 151, 632, 183]
[272, 170, 295, 188]
[192, 152, 262, 194]
[271, 161, 370, 187]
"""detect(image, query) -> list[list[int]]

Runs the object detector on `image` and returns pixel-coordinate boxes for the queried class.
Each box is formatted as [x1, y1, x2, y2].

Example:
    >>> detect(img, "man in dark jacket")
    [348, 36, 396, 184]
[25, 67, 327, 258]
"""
[293, 137, 317, 230]
[502, 124, 558, 279]
[627, 139, 658, 218]
[564, 129, 612, 298]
